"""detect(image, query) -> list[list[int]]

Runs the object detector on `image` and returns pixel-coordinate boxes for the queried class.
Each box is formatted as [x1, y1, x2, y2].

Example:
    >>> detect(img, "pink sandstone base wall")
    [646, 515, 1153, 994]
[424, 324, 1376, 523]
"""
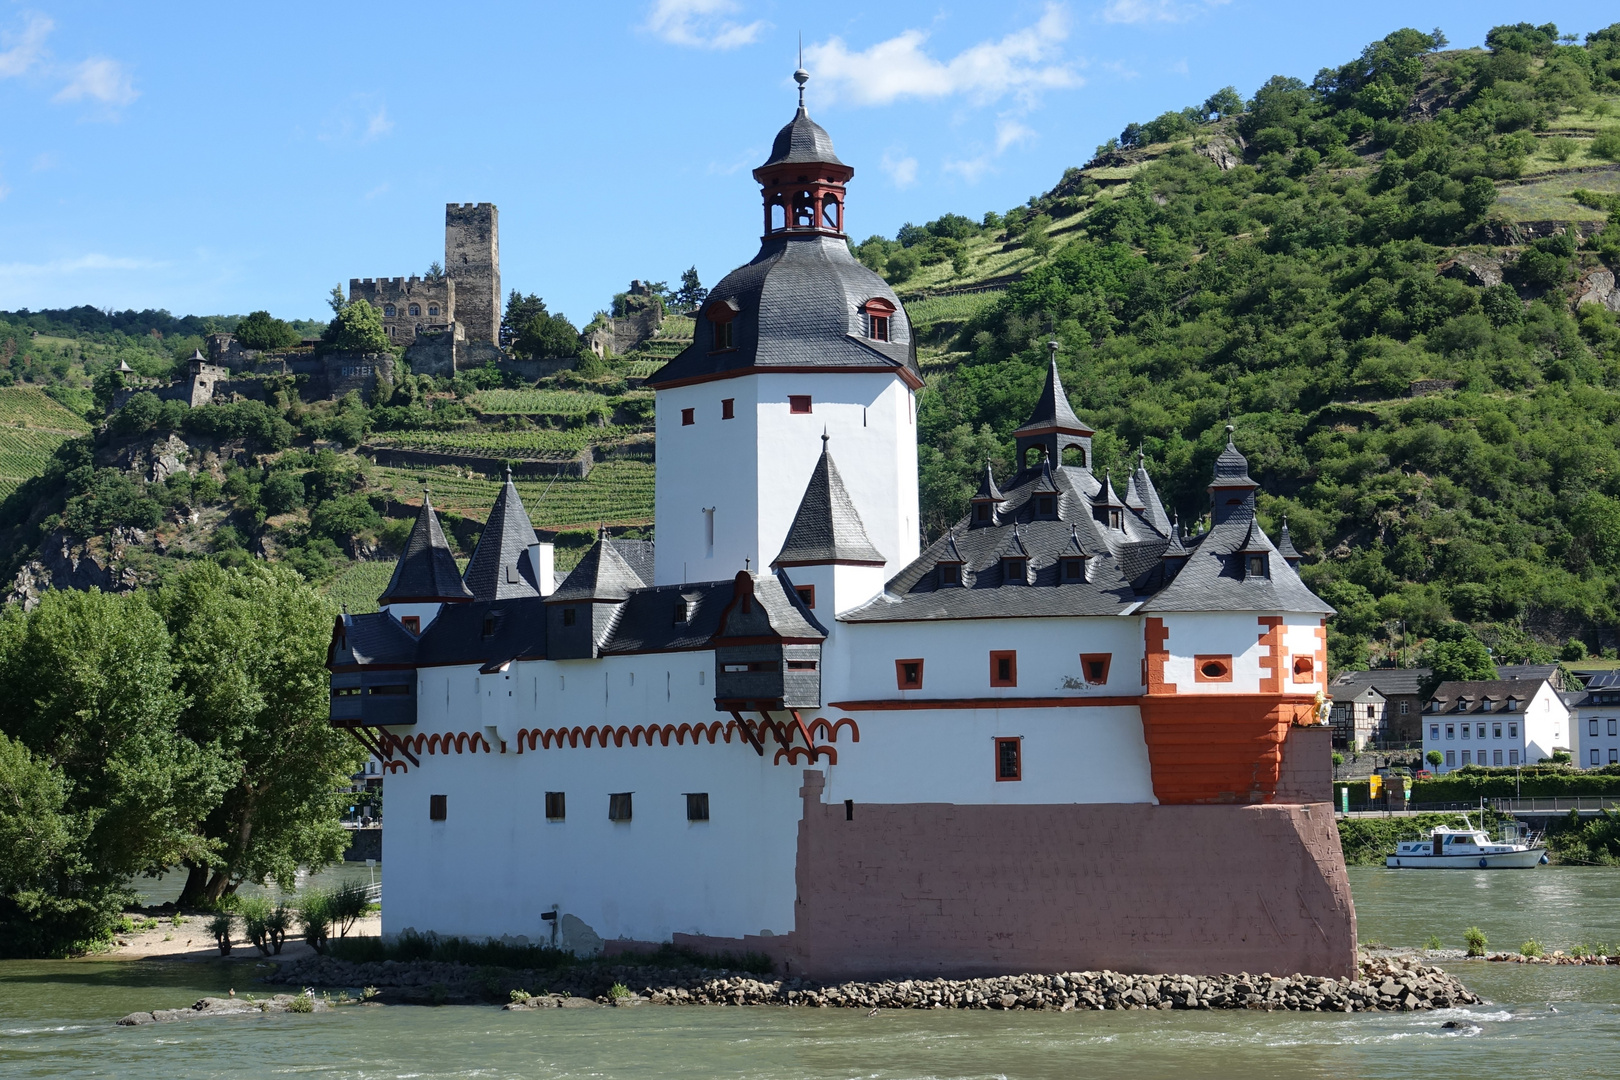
[1275, 725, 1334, 804]
[788, 770, 1356, 981]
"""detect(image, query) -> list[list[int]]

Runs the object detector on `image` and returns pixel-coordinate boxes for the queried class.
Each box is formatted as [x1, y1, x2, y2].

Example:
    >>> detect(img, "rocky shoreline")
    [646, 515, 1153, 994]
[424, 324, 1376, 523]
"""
[243, 952, 1478, 1015]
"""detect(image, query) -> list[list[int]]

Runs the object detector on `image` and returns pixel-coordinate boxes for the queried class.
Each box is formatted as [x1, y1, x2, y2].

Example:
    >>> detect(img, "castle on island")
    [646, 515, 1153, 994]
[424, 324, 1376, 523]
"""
[328, 71, 1354, 979]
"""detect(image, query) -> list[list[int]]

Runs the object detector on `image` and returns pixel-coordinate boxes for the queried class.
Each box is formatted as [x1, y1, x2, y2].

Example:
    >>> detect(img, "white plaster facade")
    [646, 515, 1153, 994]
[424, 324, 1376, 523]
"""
[1421, 680, 1567, 773]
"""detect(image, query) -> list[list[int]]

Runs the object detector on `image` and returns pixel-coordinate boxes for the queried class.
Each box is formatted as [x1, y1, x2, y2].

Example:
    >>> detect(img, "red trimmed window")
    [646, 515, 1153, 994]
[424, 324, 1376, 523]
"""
[1080, 653, 1111, 685]
[1292, 655, 1315, 681]
[721, 398, 735, 420]
[871, 315, 889, 341]
[789, 395, 812, 414]
[990, 650, 1017, 688]
[995, 737, 1022, 781]
[429, 794, 447, 821]
[401, 615, 420, 635]
[1195, 655, 1233, 683]
[896, 658, 923, 690]
[681, 408, 695, 426]
[794, 584, 815, 609]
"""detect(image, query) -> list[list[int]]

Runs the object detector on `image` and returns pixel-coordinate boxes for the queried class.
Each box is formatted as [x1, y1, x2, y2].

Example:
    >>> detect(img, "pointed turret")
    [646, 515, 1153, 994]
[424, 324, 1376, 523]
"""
[968, 461, 1006, 529]
[1000, 523, 1031, 585]
[462, 468, 540, 600]
[1094, 469, 1127, 532]
[1013, 341, 1095, 470]
[549, 530, 648, 603]
[1277, 516, 1303, 569]
[379, 491, 474, 605]
[773, 435, 886, 567]
[1209, 425, 1260, 526]
[1126, 448, 1172, 536]
[1057, 523, 1093, 585]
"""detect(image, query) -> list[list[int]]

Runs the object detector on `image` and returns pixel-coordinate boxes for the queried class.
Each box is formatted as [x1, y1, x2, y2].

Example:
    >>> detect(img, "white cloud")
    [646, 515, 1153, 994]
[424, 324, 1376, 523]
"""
[54, 56, 137, 107]
[880, 150, 918, 189]
[366, 106, 394, 141]
[996, 119, 1036, 152]
[0, 12, 52, 79]
[0, 253, 166, 279]
[943, 154, 994, 184]
[643, 0, 764, 50]
[1099, 0, 1229, 24]
[805, 4, 1079, 108]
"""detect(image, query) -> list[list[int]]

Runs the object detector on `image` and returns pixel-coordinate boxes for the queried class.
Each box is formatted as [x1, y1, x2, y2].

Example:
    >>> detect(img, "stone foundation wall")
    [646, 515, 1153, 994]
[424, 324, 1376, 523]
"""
[787, 770, 1355, 981]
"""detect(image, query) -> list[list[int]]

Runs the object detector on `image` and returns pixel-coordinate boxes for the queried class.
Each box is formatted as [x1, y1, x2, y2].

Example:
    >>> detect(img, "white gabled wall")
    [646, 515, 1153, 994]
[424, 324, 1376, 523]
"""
[653, 372, 918, 587]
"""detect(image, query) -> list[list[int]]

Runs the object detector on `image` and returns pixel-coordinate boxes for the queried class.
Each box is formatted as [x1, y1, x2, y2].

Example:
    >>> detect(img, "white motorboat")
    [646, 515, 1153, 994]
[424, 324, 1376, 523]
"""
[1385, 819, 1548, 869]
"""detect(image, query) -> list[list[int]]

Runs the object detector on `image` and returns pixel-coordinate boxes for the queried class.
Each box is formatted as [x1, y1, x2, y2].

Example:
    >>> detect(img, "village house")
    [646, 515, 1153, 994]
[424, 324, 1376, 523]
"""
[1421, 678, 1569, 772]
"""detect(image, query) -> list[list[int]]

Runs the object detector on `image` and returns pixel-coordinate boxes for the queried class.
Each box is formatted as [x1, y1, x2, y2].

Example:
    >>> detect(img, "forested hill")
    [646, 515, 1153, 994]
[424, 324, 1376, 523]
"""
[880, 22, 1620, 672]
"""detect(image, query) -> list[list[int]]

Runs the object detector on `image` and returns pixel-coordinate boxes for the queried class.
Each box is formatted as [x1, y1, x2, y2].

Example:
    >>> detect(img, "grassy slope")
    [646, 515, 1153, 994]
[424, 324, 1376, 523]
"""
[0, 388, 92, 500]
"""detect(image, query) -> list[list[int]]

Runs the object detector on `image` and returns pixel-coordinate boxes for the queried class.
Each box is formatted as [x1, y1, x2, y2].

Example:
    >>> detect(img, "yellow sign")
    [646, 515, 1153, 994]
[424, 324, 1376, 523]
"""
[1369, 774, 1382, 798]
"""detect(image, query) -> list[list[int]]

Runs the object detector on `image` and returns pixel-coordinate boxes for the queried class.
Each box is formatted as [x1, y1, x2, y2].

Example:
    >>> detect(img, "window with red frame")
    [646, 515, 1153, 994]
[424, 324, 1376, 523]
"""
[895, 658, 923, 690]
[681, 408, 694, 426]
[794, 584, 815, 609]
[990, 650, 1017, 687]
[789, 395, 812, 414]
[995, 737, 1022, 781]
[1079, 653, 1111, 685]
[721, 398, 735, 419]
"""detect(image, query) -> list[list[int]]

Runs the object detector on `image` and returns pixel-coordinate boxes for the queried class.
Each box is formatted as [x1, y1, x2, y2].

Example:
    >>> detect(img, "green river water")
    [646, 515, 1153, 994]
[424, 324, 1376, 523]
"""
[5, 867, 1620, 1079]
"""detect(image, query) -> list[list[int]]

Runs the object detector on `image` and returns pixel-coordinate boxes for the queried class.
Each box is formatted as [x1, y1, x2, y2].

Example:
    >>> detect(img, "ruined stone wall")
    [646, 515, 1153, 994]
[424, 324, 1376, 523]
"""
[445, 203, 499, 344]
[348, 277, 455, 347]
[788, 771, 1355, 981]
[323, 353, 394, 402]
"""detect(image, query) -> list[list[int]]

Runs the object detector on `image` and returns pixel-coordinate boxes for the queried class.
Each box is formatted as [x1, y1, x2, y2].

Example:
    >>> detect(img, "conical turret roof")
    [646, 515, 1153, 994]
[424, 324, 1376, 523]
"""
[549, 531, 648, 603]
[1277, 517, 1302, 564]
[972, 462, 1005, 502]
[462, 469, 540, 601]
[1209, 426, 1258, 490]
[1014, 353, 1093, 437]
[378, 493, 474, 605]
[1126, 448, 1173, 536]
[773, 437, 886, 566]
[761, 107, 844, 169]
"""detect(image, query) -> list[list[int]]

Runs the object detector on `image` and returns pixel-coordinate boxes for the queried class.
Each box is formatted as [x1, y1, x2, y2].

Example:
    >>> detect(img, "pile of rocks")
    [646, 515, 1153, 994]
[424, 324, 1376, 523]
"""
[1487, 952, 1618, 965]
[269, 953, 1475, 1014]
[117, 994, 330, 1025]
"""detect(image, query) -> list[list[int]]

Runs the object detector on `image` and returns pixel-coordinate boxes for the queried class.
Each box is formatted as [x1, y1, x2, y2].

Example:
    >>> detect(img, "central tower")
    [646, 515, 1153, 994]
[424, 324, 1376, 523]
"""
[647, 70, 921, 595]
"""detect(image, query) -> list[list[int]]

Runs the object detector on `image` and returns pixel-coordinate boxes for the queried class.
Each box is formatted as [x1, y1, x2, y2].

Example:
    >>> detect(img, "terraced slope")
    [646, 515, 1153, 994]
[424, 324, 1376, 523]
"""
[0, 388, 90, 500]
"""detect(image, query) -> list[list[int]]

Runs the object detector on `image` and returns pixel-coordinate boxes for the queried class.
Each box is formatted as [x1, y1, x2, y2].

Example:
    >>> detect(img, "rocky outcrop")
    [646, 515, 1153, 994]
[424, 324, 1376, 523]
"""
[268, 953, 1476, 1014]
[1437, 251, 1503, 289]
[1576, 268, 1620, 313]
[1480, 219, 1605, 244]
[117, 994, 332, 1025]
[1195, 137, 1243, 171]
[7, 531, 139, 610]
[114, 433, 192, 484]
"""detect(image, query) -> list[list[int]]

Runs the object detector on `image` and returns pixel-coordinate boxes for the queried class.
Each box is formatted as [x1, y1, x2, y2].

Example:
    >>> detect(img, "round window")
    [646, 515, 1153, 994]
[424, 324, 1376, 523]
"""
[1293, 656, 1314, 676]
[1200, 660, 1228, 679]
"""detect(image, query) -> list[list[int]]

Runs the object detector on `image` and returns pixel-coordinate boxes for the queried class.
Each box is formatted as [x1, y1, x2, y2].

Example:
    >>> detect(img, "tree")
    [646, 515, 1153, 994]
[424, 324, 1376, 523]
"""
[158, 563, 362, 905]
[326, 285, 347, 317]
[1426, 749, 1443, 767]
[309, 493, 382, 544]
[321, 300, 390, 354]
[501, 291, 549, 346]
[234, 311, 301, 352]
[1203, 86, 1243, 119]
[91, 368, 124, 413]
[1420, 636, 1496, 697]
[261, 471, 305, 516]
[673, 266, 708, 310]
[0, 589, 219, 955]
[513, 312, 582, 360]
[426, 260, 445, 281]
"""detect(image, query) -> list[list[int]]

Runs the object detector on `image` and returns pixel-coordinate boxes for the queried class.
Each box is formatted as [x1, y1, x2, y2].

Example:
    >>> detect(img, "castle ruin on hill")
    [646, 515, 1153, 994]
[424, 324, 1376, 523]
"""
[348, 203, 502, 375]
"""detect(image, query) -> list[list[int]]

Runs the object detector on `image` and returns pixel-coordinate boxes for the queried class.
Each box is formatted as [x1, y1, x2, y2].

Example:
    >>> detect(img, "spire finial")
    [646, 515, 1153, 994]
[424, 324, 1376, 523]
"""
[1225, 423, 1235, 447]
[1047, 340, 1058, 363]
[504, 463, 514, 483]
[794, 35, 809, 109]
[822, 426, 829, 448]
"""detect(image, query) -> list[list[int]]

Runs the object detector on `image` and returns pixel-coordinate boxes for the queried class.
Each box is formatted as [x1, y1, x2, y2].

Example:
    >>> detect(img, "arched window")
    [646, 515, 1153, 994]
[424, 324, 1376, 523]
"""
[706, 299, 738, 351]
[769, 201, 787, 231]
[791, 190, 816, 228]
[384, 305, 396, 317]
[821, 194, 841, 231]
[1062, 445, 1087, 468]
[428, 305, 439, 317]
[861, 297, 895, 343]
[409, 304, 421, 317]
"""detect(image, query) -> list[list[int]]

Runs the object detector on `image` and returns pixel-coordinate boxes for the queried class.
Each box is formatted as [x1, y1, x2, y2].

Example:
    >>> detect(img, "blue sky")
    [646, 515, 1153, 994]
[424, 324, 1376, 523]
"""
[1, 1, 1616, 326]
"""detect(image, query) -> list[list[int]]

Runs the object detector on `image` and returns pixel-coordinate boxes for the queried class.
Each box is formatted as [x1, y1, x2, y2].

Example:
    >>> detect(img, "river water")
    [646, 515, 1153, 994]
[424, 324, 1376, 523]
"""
[5, 867, 1620, 1079]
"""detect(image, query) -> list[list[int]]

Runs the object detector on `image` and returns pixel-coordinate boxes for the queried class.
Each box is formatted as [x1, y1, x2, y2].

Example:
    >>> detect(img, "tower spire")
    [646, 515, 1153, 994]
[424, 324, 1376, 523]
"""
[794, 36, 809, 111]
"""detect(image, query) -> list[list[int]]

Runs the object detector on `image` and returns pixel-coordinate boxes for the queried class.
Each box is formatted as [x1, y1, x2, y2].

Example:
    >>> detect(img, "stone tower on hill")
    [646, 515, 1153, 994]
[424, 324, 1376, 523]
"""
[445, 203, 500, 345]
[348, 203, 500, 350]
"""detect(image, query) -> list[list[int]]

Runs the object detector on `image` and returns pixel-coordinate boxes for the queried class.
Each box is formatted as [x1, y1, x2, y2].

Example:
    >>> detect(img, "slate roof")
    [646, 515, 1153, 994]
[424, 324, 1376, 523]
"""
[721, 571, 828, 641]
[760, 106, 844, 169]
[461, 472, 540, 601]
[549, 536, 654, 603]
[1428, 679, 1545, 713]
[647, 235, 919, 388]
[1276, 518, 1302, 563]
[1210, 427, 1259, 489]
[1140, 499, 1332, 615]
[414, 598, 549, 668]
[1331, 668, 1430, 698]
[1126, 451, 1172, 536]
[378, 495, 473, 605]
[773, 438, 886, 566]
[331, 611, 418, 669]
[1014, 356, 1092, 436]
[598, 581, 735, 654]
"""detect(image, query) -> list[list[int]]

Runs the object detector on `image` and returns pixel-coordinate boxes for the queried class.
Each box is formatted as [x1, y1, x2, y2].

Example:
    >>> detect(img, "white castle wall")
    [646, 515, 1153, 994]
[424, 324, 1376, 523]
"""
[653, 372, 917, 587]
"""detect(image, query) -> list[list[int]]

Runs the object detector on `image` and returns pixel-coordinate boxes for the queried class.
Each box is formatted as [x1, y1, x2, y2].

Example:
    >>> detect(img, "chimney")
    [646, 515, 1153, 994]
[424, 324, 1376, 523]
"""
[528, 542, 555, 597]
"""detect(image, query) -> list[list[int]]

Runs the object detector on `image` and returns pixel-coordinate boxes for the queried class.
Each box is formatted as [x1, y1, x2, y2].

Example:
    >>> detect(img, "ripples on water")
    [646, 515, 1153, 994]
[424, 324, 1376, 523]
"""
[3, 868, 1619, 1079]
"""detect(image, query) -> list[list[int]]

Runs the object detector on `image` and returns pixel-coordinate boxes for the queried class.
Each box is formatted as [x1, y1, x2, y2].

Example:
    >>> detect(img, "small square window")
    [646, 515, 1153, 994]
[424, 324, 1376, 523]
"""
[995, 737, 1022, 781]
[1194, 655, 1233, 683]
[1080, 653, 1111, 686]
[975, 504, 991, 522]
[609, 792, 633, 822]
[789, 395, 812, 414]
[681, 408, 695, 426]
[721, 398, 735, 420]
[430, 794, 447, 821]
[990, 650, 1017, 688]
[1037, 496, 1055, 516]
[1493, 723, 1502, 739]
[794, 584, 815, 609]
[672, 599, 689, 625]
[1061, 558, 1085, 581]
[1477, 724, 1485, 739]
[1509, 723, 1517, 738]
[1446, 725, 1454, 739]
[545, 791, 565, 820]
[1292, 655, 1314, 680]
[1399, 702, 1409, 715]
[401, 615, 420, 635]
[938, 563, 961, 586]
[686, 793, 710, 821]
[896, 658, 923, 690]
[871, 315, 889, 341]
[1246, 554, 1267, 577]
[1462, 724, 1470, 739]
[562, 607, 577, 627]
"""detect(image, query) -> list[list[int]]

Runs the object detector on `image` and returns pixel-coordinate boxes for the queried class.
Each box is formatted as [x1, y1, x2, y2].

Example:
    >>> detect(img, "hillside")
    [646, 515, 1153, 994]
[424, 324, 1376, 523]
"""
[5, 20, 1620, 666]
[864, 22, 1620, 671]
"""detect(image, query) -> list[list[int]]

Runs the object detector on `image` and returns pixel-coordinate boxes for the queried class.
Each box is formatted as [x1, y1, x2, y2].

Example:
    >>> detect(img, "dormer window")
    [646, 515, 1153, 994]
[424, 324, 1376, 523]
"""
[1060, 557, 1086, 583]
[975, 504, 992, 523]
[705, 300, 738, 351]
[938, 562, 962, 587]
[862, 298, 896, 343]
[1482, 699, 1494, 712]
[401, 616, 420, 635]
[1036, 495, 1057, 518]
[1002, 557, 1027, 584]
[1508, 699, 1518, 711]
[1109, 509, 1123, 530]
[1246, 554, 1268, 578]
[871, 314, 889, 341]
[672, 600, 689, 625]
[561, 607, 577, 627]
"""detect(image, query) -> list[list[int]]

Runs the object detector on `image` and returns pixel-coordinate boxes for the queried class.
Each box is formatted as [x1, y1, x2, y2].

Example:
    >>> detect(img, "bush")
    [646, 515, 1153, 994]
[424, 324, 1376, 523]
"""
[1424, 933, 1443, 950]
[261, 471, 305, 516]
[1464, 927, 1488, 957]
[238, 896, 273, 956]
[1591, 127, 1620, 163]
[1332, 752, 1345, 767]
[207, 910, 234, 955]
[1426, 749, 1444, 767]
[1520, 939, 1544, 957]
[287, 990, 315, 1014]
[296, 891, 331, 954]
[327, 881, 369, 939]
[266, 903, 291, 954]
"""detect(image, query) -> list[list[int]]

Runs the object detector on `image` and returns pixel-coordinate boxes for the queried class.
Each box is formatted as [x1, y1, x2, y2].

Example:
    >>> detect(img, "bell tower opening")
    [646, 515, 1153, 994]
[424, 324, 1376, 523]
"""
[753, 66, 853, 241]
